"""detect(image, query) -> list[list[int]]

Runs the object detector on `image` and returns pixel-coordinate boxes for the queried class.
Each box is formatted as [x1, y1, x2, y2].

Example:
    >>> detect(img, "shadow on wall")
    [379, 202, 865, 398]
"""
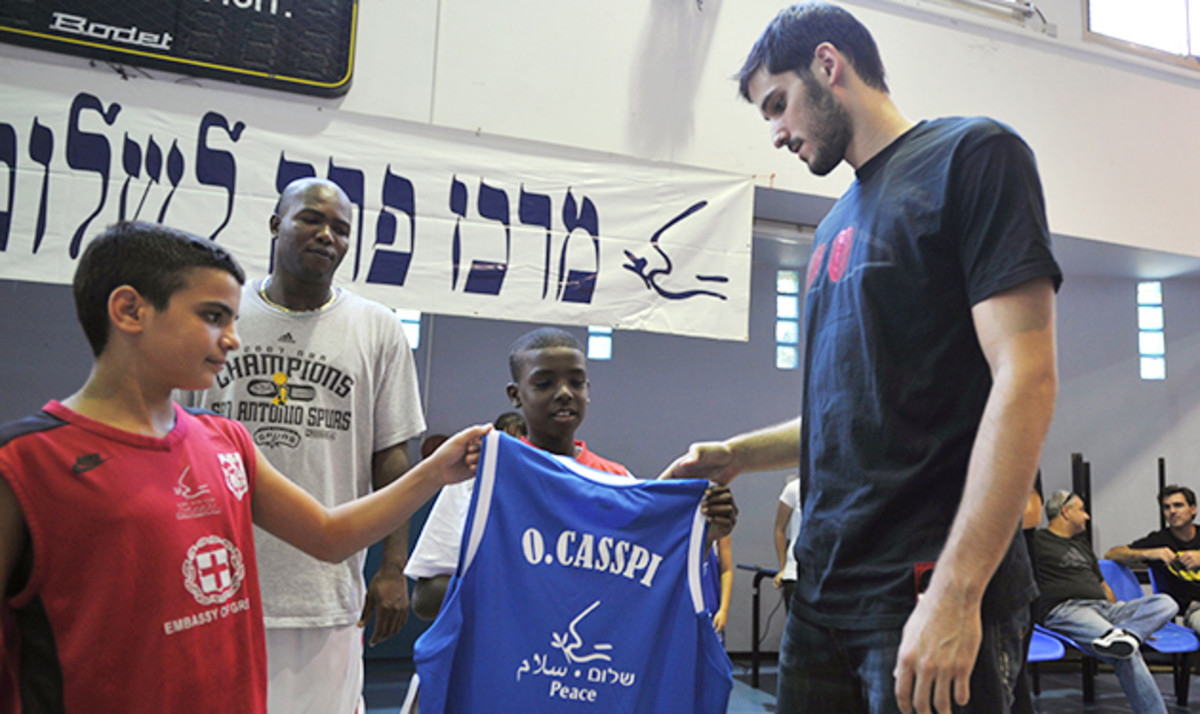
[627, 0, 723, 159]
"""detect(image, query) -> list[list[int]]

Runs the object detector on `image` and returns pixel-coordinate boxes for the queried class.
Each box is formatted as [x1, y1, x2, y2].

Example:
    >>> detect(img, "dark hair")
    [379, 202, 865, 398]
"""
[73, 221, 245, 356]
[1161, 484, 1197, 508]
[737, 2, 888, 102]
[508, 327, 585, 381]
[493, 411, 528, 436]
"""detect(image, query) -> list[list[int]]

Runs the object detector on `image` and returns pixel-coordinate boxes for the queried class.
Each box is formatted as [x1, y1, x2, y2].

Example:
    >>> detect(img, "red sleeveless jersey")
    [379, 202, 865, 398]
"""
[1, 401, 266, 713]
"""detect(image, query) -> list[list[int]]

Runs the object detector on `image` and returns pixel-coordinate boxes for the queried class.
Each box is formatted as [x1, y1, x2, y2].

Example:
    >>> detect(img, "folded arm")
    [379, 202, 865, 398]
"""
[1104, 544, 1176, 567]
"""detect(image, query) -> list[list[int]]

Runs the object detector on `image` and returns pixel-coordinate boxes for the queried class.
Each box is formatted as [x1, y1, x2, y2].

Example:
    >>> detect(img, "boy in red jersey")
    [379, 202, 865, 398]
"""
[0, 221, 487, 713]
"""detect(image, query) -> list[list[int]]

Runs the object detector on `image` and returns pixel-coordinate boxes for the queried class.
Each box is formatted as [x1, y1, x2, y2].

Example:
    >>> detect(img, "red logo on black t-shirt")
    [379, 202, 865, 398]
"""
[827, 227, 854, 283]
[806, 243, 826, 292]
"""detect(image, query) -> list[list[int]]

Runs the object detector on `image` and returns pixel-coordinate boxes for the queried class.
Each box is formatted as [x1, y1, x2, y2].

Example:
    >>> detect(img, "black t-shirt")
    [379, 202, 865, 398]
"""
[792, 117, 1062, 629]
[1129, 527, 1200, 610]
[1031, 529, 1105, 622]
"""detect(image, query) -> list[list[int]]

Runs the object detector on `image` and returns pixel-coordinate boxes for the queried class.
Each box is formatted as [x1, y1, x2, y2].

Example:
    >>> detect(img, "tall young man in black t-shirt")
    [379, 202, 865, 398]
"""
[1106, 485, 1200, 632]
[660, 3, 1061, 712]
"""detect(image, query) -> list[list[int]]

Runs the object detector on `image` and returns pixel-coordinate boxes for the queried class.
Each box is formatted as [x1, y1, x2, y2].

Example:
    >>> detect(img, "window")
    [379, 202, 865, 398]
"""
[587, 326, 613, 361]
[1137, 281, 1165, 380]
[776, 269, 801, 370]
[395, 309, 421, 349]
[1087, 1, 1200, 68]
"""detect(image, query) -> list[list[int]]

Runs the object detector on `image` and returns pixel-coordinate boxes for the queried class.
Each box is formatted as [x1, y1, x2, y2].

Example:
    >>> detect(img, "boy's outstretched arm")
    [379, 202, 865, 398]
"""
[253, 424, 490, 564]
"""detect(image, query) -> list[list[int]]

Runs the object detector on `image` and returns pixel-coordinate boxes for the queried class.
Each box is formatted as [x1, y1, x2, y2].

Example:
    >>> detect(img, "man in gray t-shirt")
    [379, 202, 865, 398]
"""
[1034, 491, 1175, 714]
[186, 177, 425, 714]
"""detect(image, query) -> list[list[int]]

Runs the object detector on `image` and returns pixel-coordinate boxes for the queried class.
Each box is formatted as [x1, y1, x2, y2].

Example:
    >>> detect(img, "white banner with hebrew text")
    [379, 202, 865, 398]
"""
[0, 57, 752, 340]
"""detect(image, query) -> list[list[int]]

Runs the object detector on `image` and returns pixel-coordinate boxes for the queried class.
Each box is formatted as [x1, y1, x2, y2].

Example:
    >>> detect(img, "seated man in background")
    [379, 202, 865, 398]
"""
[1105, 485, 1200, 632]
[1034, 490, 1177, 714]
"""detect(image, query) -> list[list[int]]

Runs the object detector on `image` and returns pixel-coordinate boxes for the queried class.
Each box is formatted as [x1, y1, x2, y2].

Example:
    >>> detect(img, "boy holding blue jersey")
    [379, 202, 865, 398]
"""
[408, 328, 634, 619]
[0, 221, 487, 713]
[405, 327, 736, 712]
[407, 327, 736, 619]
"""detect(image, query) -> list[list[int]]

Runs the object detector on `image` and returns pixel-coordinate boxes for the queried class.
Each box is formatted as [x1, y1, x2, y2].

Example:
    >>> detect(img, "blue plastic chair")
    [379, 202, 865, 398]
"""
[1027, 626, 1066, 695]
[1029, 627, 1066, 662]
[1033, 623, 1099, 702]
[1098, 559, 1199, 705]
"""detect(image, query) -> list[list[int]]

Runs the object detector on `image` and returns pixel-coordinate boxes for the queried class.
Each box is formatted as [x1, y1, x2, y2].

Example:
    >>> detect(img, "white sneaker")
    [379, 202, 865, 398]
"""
[1091, 628, 1139, 659]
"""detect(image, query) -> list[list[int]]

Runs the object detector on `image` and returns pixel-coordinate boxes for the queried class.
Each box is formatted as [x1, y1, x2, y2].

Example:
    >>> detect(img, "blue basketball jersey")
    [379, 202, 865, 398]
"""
[414, 431, 732, 713]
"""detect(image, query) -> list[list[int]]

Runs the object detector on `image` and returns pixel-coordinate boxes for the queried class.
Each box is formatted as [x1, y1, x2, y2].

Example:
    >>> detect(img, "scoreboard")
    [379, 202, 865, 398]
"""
[0, 0, 357, 96]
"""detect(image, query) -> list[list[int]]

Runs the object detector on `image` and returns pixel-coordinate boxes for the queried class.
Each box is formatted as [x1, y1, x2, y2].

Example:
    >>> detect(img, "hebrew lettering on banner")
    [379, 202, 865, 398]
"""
[365, 167, 416, 288]
[195, 112, 246, 240]
[118, 133, 142, 222]
[28, 118, 55, 253]
[450, 176, 512, 296]
[557, 189, 599, 304]
[0, 123, 13, 251]
[0, 61, 753, 341]
[518, 186, 553, 299]
[66, 93, 121, 258]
